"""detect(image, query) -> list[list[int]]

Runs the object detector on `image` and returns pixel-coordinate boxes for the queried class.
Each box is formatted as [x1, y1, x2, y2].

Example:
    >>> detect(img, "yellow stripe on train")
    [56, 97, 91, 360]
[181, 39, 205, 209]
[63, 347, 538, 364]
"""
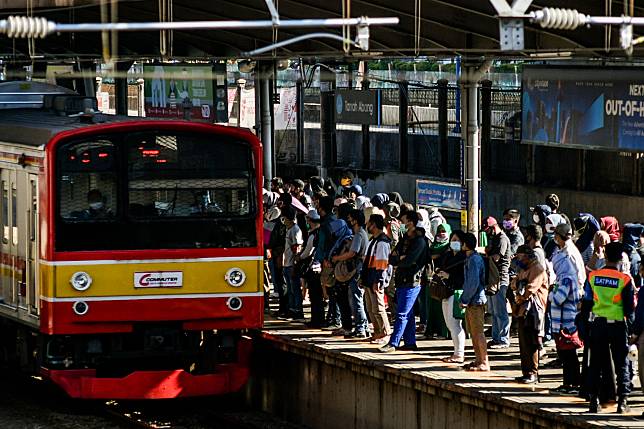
[39, 259, 262, 298]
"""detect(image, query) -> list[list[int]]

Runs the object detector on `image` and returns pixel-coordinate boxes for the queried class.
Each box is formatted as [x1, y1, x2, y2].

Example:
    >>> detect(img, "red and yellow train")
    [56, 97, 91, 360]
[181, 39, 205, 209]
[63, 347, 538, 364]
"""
[0, 81, 263, 399]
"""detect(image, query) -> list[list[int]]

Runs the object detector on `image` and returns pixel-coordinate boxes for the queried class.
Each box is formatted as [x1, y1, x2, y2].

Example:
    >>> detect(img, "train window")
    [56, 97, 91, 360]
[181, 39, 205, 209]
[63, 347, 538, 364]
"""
[126, 132, 253, 219]
[58, 139, 118, 221]
[1, 181, 7, 244]
[30, 180, 37, 242]
[55, 131, 257, 251]
[11, 184, 17, 245]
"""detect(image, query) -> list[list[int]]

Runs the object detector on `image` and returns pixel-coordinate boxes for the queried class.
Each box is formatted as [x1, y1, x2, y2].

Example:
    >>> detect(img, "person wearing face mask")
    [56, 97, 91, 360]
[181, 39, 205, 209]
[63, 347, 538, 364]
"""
[525, 225, 556, 348]
[380, 211, 429, 353]
[297, 210, 324, 328]
[361, 214, 393, 345]
[549, 223, 584, 395]
[81, 189, 113, 219]
[282, 206, 304, 321]
[581, 242, 635, 414]
[573, 214, 600, 265]
[544, 213, 567, 260]
[435, 230, 467, 363]
[460, 232, 489, 371]
[511, 245, 549, 384]
[422, 223, 452, 339]
[483, 216, 512, 349]
[332, 209, 369, 339]
[502, 209, 524, 255]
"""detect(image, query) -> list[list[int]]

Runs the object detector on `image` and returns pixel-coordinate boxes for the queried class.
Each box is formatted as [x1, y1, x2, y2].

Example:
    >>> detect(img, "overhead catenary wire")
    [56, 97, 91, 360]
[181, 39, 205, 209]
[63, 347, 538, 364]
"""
[0, 16, 399, 38]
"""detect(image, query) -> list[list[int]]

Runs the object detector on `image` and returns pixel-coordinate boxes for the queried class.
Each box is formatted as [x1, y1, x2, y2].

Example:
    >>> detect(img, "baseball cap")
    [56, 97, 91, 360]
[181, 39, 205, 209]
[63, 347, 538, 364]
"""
[482, 216, 498, 229]
[306, 209, 321, 221]
[554, 223, 572, 238]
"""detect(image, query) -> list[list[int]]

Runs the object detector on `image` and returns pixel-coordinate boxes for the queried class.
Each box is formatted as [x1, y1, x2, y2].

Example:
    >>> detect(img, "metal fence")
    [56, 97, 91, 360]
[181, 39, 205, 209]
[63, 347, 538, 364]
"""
[293, 84, 644, 197]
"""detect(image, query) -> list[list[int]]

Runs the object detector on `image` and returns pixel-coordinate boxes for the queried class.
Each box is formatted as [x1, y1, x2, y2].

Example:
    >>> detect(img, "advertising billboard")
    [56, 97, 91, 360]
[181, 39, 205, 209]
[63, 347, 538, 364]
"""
[143, 65, 215, 121]
[522, 66, 644, 151]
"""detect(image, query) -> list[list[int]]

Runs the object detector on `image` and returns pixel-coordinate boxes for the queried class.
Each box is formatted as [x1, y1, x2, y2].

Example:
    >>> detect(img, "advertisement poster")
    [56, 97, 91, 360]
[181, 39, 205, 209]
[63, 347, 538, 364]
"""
[522, 66, 644, 151]
[416, 180, 466, 210]
[144, 65, 214, 121]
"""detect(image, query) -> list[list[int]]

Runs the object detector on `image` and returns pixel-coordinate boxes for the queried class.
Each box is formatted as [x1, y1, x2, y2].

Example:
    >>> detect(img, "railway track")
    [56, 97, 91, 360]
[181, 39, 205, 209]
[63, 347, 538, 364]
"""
[102, 397, 301, 429]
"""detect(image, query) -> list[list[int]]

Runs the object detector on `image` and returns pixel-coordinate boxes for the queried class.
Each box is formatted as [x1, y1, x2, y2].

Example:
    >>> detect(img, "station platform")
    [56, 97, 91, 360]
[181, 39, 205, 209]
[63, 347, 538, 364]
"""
[247, 316, 644, 429]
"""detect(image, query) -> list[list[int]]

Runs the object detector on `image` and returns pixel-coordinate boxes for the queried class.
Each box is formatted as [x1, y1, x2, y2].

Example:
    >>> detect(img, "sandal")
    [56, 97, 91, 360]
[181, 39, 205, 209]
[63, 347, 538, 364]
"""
[442, 356, 465, 364]
[462, 361, 478, 369]
[466, 364, 490, 372]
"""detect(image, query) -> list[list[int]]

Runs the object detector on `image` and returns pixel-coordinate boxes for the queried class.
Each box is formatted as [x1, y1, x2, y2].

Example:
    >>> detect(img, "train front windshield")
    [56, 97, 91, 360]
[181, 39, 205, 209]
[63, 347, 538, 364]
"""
[56, 130, 257, 251]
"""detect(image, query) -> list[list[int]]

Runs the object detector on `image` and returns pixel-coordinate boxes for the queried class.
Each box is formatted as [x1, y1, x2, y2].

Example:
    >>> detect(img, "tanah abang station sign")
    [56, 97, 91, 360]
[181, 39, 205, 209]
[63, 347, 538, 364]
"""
[335, 89, 382, 125]
[522, 66, 644, 152]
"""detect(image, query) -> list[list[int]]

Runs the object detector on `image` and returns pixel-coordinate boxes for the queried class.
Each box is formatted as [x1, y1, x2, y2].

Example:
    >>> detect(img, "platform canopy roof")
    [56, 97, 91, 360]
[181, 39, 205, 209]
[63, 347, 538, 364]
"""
[1, 0, 644, 61]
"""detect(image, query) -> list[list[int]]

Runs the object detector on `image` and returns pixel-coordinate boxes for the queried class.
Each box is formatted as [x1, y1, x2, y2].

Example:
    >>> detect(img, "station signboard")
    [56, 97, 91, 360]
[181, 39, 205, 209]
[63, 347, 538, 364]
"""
[416, 179, 466, 210]
[335, 89, 382, 125]
[143, 65, 215, 122]
[522, 66, 644, 151]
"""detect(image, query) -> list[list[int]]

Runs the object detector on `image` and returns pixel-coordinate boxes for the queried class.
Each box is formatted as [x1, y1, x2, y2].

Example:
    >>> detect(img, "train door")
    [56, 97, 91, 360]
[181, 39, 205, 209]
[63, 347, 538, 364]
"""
[26, 174, 38, 315]
[0, 168, 17, 308]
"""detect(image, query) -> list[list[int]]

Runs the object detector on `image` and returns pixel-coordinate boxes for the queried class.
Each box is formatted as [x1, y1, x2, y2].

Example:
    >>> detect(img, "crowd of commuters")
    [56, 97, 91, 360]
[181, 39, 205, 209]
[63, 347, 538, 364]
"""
[263, 172, 644, 415]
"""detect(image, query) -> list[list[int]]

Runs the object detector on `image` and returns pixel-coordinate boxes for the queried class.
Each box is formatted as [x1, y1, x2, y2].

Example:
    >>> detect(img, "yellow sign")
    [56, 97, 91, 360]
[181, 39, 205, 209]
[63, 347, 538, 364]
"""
[460, 210, 467, 229]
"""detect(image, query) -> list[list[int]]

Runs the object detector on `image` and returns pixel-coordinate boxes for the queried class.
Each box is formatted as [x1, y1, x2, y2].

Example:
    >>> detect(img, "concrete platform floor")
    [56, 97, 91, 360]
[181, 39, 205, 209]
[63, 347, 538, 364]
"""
[259, 312, 644, 429]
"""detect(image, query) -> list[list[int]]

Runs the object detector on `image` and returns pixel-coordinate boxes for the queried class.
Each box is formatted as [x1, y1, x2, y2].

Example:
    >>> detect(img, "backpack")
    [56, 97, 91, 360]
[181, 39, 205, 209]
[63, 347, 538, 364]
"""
[326, 218, 352, 258]
[484, 256, 501, 296]
[334, 236, 358, 282]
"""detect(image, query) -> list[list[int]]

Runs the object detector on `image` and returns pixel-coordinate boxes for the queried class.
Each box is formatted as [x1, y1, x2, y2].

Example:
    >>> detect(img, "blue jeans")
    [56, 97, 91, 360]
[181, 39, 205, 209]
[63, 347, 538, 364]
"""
[348, 276, 368, 334]
[284, 266, 302, 315]
[389, 285, 421, 347]
[269, 257, 287, 313]
[488, 283, 510, 345]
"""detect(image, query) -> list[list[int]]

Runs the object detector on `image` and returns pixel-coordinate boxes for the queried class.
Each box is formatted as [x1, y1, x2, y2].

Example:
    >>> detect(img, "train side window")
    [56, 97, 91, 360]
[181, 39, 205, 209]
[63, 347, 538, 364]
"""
[58, 139, 118, 221]
[2, 181, 8, 244]
[30, 180, 37, 242]
[11, 184, 17, 245]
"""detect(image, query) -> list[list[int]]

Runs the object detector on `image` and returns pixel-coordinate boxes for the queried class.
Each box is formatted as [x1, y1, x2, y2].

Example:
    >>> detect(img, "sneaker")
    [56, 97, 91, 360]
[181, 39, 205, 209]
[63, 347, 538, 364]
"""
[542, 339, 556, 348]
[487, 340, 498, 347]
[322, 324, 341, 331]
[331, 328, 349, 336]
[398, 344, 418, 351]
[551, 385, 572, 395]
[379, 344, 396, 353]
[617, 397, 631, 414]
[489, 342, 510, 349]
[517, 374, 538, 384]
[344, 331, 368, 339]
[371, 337, 389, 345]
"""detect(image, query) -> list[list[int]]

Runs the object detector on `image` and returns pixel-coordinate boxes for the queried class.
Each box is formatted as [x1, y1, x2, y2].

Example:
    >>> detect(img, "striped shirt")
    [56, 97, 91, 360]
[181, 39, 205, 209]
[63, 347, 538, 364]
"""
[550, 246, 581, 331]
[361, 233, 392, 287]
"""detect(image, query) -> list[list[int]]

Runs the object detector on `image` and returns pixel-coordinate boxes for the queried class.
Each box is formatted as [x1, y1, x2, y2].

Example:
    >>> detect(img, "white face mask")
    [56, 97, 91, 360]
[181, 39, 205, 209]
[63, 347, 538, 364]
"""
[449, 241, 462, 252]
[533, 213, 540, 223]
[545, 224, 555, 234]
[89, 202, 104, 210]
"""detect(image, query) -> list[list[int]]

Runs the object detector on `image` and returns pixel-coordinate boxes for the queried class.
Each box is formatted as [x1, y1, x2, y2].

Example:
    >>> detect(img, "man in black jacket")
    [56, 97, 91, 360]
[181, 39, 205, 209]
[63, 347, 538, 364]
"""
[380, 211, 429, 353]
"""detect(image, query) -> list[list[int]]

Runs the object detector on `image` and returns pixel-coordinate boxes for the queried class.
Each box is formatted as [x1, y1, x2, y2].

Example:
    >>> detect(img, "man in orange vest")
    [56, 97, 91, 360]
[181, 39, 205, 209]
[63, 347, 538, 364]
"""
[582, 242, 635, 414]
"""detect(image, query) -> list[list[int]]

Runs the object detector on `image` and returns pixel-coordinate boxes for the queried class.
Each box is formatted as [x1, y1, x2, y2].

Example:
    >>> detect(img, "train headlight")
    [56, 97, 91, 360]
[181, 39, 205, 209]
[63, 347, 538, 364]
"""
[226, 296, 243, 311]
[70, 271, 92, 291]
[73, 301, 89, 316]
[224, 268, 246, 287]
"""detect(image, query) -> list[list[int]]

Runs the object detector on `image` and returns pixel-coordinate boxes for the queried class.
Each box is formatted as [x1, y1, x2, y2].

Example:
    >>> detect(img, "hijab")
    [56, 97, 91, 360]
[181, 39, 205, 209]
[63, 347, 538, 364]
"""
[574, 213, 600, 253]
[430, 223, 452, 254]
[600, 216, 621, 242]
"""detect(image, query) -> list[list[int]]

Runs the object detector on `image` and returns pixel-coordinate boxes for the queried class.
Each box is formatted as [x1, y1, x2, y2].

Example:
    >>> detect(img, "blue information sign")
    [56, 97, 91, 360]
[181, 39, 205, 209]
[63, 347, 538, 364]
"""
[416, 180, 466, 210]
